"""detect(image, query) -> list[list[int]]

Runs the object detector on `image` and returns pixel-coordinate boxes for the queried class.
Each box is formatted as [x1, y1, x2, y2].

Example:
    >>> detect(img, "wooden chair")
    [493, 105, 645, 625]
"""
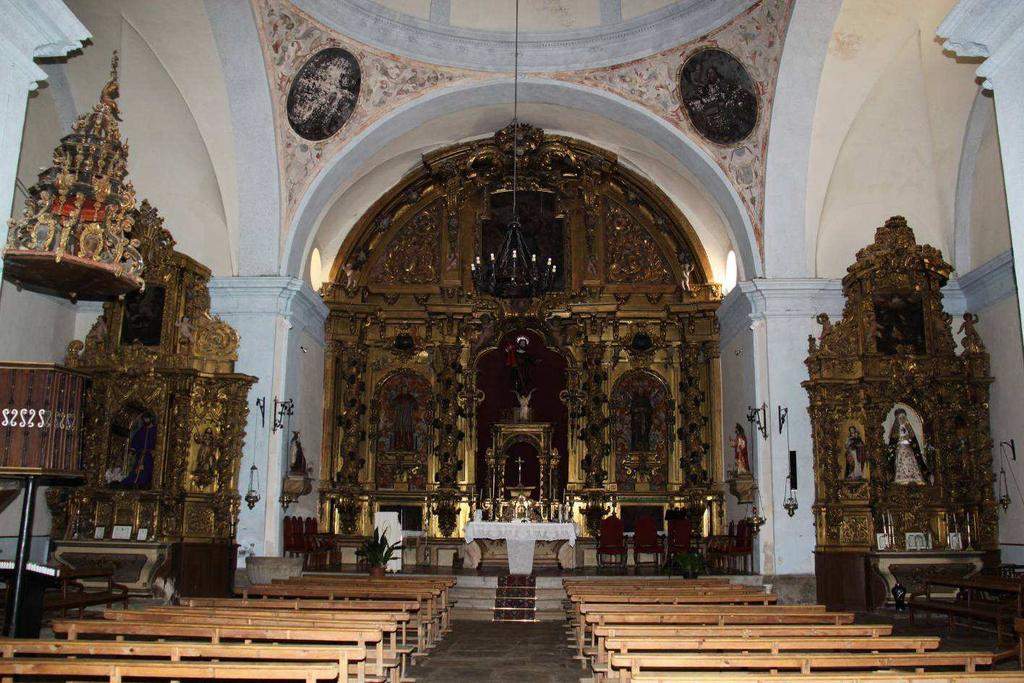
[597, 516, 627, 569]
[632, 516, 664, 568]
[666, 517, 692, 557]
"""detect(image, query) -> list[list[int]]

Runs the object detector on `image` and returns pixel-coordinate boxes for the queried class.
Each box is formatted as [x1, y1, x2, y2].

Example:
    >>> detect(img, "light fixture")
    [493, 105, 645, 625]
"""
[244, 463, 261, 510]
[783, 475, 798, 517]
[998, 439, 1016, 512]
[746, 403, 768, 439]
[469, 0, 555, 299]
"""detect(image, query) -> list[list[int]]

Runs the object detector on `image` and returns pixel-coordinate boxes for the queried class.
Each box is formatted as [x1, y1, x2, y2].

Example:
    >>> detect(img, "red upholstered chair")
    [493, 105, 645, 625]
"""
[597, 515, 627, 569]
[727, 519, 753, 573]
[667, 516, 693, 557]
[632, 516, 664, 567]
[282, 516, 297, 556]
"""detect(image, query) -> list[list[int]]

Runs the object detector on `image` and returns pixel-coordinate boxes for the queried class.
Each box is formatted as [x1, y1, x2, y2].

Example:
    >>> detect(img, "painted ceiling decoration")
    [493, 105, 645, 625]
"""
[255, 0, 793, 259]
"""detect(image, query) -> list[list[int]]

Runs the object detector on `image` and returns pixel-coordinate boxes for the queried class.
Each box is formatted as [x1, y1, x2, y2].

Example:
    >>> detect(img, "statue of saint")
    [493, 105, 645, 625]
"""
[192, 427, 221, 488]
[390, 393, 416, 451]
[730, 423, 750, 474]
[888, 409, 928, 485]
[843, 425, 866, 480]
[505, 335, 535, 393]
[288, 431, 308, 476]
[629, 393, 653, 451]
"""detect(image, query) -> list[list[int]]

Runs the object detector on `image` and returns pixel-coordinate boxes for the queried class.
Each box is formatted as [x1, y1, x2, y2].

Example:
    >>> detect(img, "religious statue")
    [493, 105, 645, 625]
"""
[512, 388, 535, 421]
[288, 431, 308, 476]
[888, 408, 928, 485]
[107, 412, 157, 489]
[843, 425, 866, 480]
[505, 335, 535, 393]
[629, 393, 653, 450]
[730, 423, 750, 474]
[191, 427, 222, 489]
[390, 393, 417, 451]
[958, 313, 985, 354]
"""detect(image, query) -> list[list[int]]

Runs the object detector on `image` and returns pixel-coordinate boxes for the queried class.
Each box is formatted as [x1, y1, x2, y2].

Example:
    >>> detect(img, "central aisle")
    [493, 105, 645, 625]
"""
[414, 620, 579, 682]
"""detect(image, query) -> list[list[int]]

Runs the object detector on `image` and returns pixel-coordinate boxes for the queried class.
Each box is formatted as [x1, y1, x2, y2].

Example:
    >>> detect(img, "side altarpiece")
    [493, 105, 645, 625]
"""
[320, 124, 724, 552]
[806, 216, 996, 610]
[46, 202, 255, 596]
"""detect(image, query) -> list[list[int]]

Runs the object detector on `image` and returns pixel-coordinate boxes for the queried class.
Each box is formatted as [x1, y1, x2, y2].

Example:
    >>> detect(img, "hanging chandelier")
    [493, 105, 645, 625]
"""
[470, 0, 556, 299]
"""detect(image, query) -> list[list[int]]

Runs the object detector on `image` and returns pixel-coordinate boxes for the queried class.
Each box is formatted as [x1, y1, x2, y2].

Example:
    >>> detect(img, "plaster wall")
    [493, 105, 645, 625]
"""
[808, 0, 980, 277]
[975, 293, 1024, 564]
[968, 98, 1011, 268]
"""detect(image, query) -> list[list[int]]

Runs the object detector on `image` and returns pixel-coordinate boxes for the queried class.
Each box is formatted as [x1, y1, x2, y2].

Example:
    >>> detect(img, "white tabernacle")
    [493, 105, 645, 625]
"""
[464, 521, 577, 575]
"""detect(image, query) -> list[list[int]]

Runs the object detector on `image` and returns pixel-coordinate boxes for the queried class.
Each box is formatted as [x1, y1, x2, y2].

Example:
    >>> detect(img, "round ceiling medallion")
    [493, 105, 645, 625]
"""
[287, 47, 361, 141]
[679, 47, 758, 145]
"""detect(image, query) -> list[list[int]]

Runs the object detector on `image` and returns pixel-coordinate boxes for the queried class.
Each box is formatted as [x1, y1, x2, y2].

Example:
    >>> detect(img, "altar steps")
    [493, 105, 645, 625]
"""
[493, 575, 537, 622]
[450, 575, 566, 621]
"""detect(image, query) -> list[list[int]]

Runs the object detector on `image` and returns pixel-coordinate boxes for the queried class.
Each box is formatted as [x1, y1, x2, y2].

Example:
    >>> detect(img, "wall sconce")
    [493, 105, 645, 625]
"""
[244, 463, 261, 510]
[777, 406, 788, 434]
[272, 397, 294, 433]
[746, 403, 768, 439]
[783, 475, 798, 517]
[255, 397, 266, 429]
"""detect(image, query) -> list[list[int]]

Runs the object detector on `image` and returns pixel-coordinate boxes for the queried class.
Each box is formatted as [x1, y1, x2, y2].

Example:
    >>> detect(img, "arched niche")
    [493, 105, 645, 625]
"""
[610, 368, 673, 493]
[371, 369, 433, 490]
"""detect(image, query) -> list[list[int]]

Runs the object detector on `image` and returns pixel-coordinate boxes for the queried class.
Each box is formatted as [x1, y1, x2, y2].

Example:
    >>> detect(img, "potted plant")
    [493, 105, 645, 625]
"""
[356, 528, 402, 578]
[665, 551, 705, 578]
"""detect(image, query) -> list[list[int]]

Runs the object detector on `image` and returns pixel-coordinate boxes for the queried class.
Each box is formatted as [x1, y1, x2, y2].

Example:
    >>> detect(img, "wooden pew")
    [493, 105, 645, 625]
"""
[239, 582, 447, 643]
[0, 658, 341, 682]
[625, 672, 1024, 682]
[0, 638, 365, 682]
[182, 597, 430, 653]
[607, 650, 996, 682]
[52, 618, 398, 683]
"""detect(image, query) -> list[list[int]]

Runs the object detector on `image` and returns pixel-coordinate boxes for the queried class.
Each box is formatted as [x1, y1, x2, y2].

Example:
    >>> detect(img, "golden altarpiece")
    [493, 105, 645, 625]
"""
[806, 216, 996, 610]
[319, 124, 724, 564]
[46, 202, 256, 596]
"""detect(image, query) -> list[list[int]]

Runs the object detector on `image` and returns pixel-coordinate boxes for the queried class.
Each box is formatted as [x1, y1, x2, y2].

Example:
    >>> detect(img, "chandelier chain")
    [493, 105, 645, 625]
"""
[512, 0, 519, 223]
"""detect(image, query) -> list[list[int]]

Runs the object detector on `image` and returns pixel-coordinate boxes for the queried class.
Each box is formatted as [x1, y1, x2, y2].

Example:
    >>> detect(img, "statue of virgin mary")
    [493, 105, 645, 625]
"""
[888, 408, 929, 485]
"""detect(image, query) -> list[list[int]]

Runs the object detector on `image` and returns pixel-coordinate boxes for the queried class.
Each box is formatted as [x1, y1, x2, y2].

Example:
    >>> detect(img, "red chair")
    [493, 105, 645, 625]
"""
[597, 515, 627, 569]
[282, 516, 299, 556]
[667, 516, 693, 557]
[632, 516, 664, 567]
[726, 520, 753, 573]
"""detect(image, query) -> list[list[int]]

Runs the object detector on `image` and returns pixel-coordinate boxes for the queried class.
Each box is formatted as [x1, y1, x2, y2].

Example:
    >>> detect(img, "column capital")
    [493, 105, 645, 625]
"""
[209, 276, 328, 339]
[717, 278, 844, 345]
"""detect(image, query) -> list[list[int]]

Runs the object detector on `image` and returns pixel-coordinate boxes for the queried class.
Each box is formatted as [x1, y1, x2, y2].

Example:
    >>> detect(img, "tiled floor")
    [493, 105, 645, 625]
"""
[413, 620, 582, 682]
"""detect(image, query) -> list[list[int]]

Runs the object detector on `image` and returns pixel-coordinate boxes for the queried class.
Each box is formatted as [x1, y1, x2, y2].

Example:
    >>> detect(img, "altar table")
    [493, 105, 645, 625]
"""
[464, 521, 577, 575]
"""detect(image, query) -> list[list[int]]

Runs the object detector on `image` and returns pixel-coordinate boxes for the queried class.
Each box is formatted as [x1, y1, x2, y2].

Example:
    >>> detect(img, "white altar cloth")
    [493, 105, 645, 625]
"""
[464, 521, 577, 575]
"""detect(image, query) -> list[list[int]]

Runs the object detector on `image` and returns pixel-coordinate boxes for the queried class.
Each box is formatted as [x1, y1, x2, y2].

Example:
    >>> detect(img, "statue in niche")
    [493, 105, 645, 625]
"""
[888, 408, 929, 485]
[191, 427, 222, 489]
[730, 423, 750, 474]
[390, 393, 417, 451]
[843, 425, 866, 480]
[505, 335, 536, 393]
[512, 388, 535, 422]
[629, 392, 653, 451]
[107, 412, 157, 489]
[288, 431, 308, 476]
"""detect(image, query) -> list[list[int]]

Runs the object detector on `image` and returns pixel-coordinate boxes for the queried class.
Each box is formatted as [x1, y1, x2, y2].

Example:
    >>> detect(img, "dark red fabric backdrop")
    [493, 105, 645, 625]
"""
[475, 328, 568, 499]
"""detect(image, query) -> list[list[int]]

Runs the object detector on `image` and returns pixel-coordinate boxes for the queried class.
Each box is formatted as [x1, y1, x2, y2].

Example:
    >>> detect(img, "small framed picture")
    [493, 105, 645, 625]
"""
[93, 527, 106, 540]
[112, 525, 132, 540]
[948, 532, 963, 551]
[905, 532, 932, 551]
[137, 528, 149, 541]
[876, 533, 890, 551]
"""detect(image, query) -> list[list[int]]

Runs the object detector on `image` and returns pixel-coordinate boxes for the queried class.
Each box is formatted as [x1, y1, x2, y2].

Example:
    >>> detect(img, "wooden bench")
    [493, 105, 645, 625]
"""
[910, 574, 1023, 642]
[0, 638, 365, 681]
[607, 650, 996, 682]
[625, 672, 1024, 682]
[0, 658, 341, 682]
[52, 618, 398, 683]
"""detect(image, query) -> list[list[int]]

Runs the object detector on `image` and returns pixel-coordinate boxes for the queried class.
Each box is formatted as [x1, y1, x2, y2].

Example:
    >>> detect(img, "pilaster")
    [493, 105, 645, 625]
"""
[209, 276, 328, 561]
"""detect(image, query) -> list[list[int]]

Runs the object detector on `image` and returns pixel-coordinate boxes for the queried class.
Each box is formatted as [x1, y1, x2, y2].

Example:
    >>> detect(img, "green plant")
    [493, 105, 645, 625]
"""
[356, 528, 403, 568]
[665, 551, 705, 578]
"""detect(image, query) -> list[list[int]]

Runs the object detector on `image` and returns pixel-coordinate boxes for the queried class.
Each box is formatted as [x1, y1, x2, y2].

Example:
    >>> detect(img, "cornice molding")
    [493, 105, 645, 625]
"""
[292, 0, 756, 72]
[0, 0, 89, 91]
[209, 276, 328, 335]
[938, 0, 1024, 90]
[957, 250, 1017, 313]
[717, 278, 844, 347]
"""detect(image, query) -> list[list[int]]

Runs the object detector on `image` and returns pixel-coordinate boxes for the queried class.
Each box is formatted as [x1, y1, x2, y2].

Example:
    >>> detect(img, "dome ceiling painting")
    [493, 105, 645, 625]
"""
[255, 0, 794, 261]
